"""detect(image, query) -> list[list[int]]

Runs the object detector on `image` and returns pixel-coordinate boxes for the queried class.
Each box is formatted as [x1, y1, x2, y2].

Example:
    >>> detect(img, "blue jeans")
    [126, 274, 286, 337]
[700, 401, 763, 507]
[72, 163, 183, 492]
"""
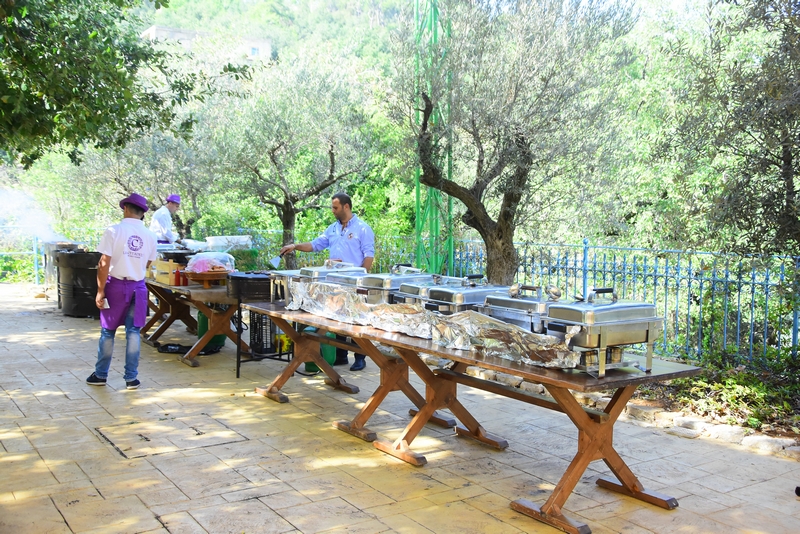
[95, 294, 140, 381]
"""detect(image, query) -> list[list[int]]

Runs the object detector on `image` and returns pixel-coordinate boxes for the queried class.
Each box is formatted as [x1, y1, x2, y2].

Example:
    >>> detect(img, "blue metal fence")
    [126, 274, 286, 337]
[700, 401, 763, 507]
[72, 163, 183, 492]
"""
[3, 224, 797, 365]
[452, 238, 799, 365]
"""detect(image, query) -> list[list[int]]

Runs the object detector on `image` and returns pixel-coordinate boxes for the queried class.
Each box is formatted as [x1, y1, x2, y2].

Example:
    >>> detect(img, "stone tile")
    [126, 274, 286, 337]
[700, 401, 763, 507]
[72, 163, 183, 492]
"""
[0, 494, 71, 533]
[189, 498, 295, 533]
[91, 469, 177, 499]
[148, 451, 251, 499]
[341, 489, 396, 510]
[259, 489, 313, 510]
[157, 511, 209, 534]
[440, 456, 527, 485]
[220, 481, 292, 502]
[276, 496, 374, 533]
[405, 500, 524, 533]
[58, 494, 161, 534]
[620, 505, 740, 533]
[289, 469, 373, 502]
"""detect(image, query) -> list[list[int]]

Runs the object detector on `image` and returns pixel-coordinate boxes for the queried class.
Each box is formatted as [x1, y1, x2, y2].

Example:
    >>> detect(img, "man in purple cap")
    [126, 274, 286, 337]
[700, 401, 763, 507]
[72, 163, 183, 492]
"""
[86, 193, 158, 390]
[149, 194, 182, 245]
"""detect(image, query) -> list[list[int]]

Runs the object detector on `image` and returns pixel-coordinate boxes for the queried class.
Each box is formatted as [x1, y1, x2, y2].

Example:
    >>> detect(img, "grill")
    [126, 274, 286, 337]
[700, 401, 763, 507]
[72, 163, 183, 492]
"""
[227, 272, 273, 300]
[475, 285, 559, 333]
[545, 288, 664, 377]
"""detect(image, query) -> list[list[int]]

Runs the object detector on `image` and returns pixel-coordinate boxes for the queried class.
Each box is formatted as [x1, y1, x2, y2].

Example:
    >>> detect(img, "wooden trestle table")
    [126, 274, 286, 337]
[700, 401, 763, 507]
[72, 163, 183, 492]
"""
[143, 280, 250, 367]
[243, 301, 701, 534]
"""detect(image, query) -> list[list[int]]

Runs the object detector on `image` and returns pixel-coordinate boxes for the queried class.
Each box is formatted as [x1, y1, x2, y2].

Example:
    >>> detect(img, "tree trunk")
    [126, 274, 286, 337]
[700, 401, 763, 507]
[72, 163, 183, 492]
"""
[483, 233, 519, 285]
[280, 201, 298, 269]
[416, 93, 527, 285]
[779, 135, 800, 247]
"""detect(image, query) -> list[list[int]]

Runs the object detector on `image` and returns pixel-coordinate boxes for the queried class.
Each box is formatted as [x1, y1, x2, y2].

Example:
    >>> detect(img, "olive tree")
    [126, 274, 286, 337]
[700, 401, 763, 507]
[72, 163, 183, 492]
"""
[657, 0, 800, 255]
[391, 0, 636, 283]
[211, 52, 377, 268]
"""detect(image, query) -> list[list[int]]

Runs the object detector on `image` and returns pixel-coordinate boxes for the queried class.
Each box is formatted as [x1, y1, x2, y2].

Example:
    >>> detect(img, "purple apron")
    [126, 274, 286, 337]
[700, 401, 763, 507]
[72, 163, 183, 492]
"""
[100, 277, 148, 330]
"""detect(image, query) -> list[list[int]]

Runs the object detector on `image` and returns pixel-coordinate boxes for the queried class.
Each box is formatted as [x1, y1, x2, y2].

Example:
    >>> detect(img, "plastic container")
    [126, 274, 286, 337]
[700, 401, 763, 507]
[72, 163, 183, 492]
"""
[197, 310, 227, 350]
[303, 327, 336, 372]
[205, 235, 253, 251]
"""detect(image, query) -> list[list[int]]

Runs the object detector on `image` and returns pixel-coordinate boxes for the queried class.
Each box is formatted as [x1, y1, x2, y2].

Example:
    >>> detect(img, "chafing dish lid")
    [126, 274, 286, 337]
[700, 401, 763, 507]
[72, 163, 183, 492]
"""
[427, 285, 511, 305]
[547, 288, 658, 325]
[483, 294, 551, 314]
[324, 273, 368, 286]
[360, 272, 435, 289]
[298, 264, 367, 278]
[270, 269, 302, 278]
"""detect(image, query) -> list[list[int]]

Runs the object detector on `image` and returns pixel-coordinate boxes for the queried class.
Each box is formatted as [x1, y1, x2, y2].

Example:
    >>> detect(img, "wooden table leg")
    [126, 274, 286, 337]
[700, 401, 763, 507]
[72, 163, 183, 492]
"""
[178, 303, 245, 367]
[142, 285, 196, 345]
[511, 384, 678, 534]
[254, 317, 359, 402]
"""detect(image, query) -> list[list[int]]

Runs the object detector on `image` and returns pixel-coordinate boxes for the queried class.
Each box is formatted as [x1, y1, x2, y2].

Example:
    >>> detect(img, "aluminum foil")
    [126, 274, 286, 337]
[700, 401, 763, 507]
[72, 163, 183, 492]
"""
[432, 310, 582, 368]
[286, 281, 372, 324]
[369, 303, 437, 338]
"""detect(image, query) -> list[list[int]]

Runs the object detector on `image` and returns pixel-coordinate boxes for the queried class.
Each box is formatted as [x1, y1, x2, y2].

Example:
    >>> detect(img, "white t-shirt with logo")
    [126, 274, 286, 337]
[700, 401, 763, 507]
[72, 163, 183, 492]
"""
[98, 218, 158, 281]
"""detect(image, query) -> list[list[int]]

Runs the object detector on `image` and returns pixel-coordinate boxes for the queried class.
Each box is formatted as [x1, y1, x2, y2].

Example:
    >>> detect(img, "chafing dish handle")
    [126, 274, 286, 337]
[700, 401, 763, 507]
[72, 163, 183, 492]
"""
[587, 287, 618, 303]
[518, 285, 543, 298]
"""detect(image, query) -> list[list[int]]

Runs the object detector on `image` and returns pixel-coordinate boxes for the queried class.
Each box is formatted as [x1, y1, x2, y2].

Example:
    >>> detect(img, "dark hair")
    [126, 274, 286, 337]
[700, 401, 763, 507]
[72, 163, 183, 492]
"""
[124, 203, 145, 216]
[332, 192, 352, 209]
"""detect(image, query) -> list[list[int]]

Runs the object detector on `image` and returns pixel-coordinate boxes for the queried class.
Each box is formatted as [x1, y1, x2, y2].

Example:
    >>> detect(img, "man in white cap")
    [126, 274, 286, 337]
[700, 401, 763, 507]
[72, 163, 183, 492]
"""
[86, 193, 158, 389]
[149, 194, 182, 244]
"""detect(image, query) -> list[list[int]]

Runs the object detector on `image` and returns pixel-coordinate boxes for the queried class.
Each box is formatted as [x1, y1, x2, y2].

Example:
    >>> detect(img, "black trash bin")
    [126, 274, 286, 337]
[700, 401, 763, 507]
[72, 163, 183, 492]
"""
[56, 251, 103, 318]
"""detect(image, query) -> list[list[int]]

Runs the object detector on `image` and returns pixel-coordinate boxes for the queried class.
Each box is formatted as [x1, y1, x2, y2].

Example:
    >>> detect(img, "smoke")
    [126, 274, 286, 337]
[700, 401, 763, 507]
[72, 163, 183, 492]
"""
[0, 188, 69, 243]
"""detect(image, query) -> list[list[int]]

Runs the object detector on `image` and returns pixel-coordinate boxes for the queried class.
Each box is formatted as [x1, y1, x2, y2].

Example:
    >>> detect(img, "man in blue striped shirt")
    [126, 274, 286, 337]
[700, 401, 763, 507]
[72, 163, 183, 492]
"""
[280, 192, 375, 370]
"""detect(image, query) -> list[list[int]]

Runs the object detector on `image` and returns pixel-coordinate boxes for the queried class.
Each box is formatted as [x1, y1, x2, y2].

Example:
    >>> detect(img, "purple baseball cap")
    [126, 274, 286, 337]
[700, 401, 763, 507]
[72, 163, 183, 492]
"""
[166, 194, 181, 205]
[119, 193, 149, 212]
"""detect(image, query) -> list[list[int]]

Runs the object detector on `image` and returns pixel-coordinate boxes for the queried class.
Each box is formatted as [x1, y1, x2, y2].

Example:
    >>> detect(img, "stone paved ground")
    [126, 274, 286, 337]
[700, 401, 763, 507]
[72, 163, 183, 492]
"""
[1, 283, 799, 534]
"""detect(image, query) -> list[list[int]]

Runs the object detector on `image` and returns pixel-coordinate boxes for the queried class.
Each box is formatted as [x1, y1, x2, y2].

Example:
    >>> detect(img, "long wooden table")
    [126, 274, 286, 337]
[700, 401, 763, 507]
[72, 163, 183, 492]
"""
[243, 302, 701, 534]
[143, 280, 250, 367]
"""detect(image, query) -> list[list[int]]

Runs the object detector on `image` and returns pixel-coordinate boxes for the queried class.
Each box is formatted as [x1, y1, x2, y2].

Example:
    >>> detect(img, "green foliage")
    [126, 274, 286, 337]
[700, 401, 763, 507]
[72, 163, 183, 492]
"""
[0, 254, 34, 283]
[671, 344, 800, 429]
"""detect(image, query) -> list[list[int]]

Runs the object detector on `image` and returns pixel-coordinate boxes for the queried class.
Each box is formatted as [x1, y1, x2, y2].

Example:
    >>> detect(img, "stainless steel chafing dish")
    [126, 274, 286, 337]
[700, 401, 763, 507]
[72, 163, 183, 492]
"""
[297, 262, 367, 280]
[274, 262, 367, 303]
[393, 274, 483, 305]
[425, 282, 512, 315]
[545, 287, 664, 377]
[269, 269, 302, 302]
[475, 284, 561, 333]
[326, 265, 435, 304]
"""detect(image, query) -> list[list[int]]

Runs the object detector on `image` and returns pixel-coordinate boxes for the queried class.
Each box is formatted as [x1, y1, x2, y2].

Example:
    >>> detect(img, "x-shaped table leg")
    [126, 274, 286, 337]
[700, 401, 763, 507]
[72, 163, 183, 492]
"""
[177, 301, 250, 367]
[333, 338, 456, 443]
[142, 285, 196, 345]
[254, 317, 359, 403]
[370, 347, 507, 466]
[511, 385, 678, 534]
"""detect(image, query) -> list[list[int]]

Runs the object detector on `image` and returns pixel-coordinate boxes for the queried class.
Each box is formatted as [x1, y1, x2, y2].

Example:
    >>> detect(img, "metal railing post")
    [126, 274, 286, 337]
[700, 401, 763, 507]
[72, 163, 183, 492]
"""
[582, 238, 589, 298]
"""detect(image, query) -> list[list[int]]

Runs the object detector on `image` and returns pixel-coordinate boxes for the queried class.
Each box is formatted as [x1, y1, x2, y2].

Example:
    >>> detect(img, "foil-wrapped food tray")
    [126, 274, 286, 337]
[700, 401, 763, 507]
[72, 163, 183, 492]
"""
[431, 310, 581, 368]
[287, 281, 581, 369]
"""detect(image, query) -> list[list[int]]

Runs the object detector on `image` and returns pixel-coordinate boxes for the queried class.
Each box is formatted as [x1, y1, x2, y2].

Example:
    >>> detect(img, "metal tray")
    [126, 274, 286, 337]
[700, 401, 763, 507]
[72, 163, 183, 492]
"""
[298, 264, 367, 280]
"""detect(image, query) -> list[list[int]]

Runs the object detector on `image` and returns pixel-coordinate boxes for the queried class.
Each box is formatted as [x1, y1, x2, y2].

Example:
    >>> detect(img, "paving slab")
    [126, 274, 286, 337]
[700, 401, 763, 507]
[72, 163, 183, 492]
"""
[0, 283, 797, 533]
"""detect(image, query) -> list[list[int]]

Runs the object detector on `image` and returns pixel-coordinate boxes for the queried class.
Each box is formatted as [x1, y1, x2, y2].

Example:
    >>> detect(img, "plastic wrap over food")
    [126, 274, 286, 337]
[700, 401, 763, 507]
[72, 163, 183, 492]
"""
[186, 252, 235, 273]
[286, 281, 372, 324]
[432, 310, 582, 368]
[368, 303, 437, 338]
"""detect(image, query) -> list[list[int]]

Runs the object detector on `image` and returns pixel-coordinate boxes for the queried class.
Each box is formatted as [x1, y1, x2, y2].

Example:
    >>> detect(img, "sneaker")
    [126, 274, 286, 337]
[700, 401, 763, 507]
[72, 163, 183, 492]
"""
[125, 379, 140, 390]
[86, 373, 107, 386]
